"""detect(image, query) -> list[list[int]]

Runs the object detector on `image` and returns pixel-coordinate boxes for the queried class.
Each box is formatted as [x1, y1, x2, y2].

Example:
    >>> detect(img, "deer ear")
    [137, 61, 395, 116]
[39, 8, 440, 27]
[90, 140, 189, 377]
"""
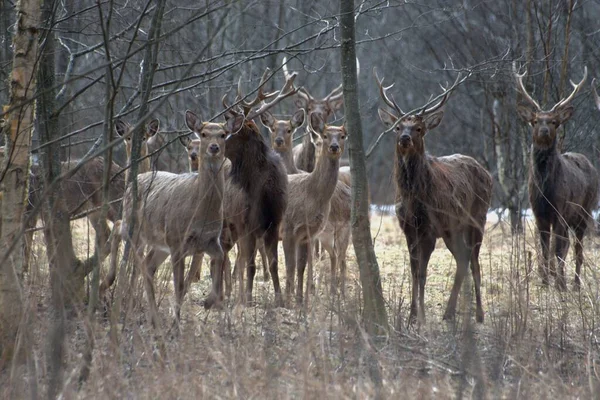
[310, 113, 325, 135]
[516, 106, 536, 124]
[259, 111, 275, 128]
[556, 105, 574, 124]
[179, 135, 191, 149]
[226, 114, 245, 134]
[185, 110, 202, 132]
[423, 111, 443, 131]
[291, 109, 305, 129]
[147, 119, 160, 137]
[378, 108, 397, 127]
[115, 119, 128, 137]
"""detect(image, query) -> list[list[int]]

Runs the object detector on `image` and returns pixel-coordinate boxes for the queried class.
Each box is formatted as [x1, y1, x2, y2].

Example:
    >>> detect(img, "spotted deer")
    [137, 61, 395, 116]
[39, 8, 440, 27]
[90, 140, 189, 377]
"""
[515, 65, 598, 290]
[375, 69, 492, 324]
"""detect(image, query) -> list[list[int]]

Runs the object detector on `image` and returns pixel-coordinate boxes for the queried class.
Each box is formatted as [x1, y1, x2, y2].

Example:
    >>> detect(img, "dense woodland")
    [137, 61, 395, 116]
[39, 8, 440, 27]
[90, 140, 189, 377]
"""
[1, 0, 600, 398]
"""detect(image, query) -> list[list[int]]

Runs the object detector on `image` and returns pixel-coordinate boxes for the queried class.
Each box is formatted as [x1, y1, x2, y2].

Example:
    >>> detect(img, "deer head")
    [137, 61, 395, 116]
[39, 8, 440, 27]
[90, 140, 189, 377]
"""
[179, 133, 201, 172]
[282, 57, 354, 123]
[307, 114, 347, 160]
[514, 64, 587, 149]
[259, 109, 305, 151]
[185, 110, 241, 160]
[115, 118, 160, 161]
[375, 68, 460, 157]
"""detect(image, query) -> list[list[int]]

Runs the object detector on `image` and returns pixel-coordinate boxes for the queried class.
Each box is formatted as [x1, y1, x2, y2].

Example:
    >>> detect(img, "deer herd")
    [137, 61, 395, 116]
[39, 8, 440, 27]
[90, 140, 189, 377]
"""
[8, 62, 600, 328]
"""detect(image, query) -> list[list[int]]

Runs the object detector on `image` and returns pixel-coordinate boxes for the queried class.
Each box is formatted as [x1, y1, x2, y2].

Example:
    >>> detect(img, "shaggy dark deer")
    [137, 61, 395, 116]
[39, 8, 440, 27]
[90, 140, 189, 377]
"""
[179, 134, 269, 283]
[375, 69, 492, 324]
[121, 111, 235, 327]
[200, 68, 296, 306]
[280, 114, 348, 305]
[515, 65, 598, 290]
[259, 110, 352, 295]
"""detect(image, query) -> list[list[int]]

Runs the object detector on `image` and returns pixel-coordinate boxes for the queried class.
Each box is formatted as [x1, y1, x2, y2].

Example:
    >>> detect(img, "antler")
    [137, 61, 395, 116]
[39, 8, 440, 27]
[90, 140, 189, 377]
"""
[373, 67, 404, 116]
[235, 68, 278, 115]
[245, 71, 299, 121]
[550, 66, 587, 111]
[593, 78, 600, 111]
[417, 72, 464, 116]
[513, 62, 542, 111]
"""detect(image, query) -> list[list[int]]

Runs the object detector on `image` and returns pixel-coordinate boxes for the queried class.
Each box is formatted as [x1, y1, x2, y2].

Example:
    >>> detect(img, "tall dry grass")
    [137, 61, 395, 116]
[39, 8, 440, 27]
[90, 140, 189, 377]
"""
[4, 213, 600, 399]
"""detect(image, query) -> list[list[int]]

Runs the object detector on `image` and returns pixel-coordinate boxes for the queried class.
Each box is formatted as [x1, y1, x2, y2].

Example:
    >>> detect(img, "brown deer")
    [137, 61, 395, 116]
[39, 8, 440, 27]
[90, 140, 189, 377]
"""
[280, 114, 348, 305]
[179, 134, 269, 284]
[515, 65, 598, 290]
[202, 68, 297, 306]
[260, 110, 352, 295]
[375, 69, 492, 324]
[120, 111, 235, 326]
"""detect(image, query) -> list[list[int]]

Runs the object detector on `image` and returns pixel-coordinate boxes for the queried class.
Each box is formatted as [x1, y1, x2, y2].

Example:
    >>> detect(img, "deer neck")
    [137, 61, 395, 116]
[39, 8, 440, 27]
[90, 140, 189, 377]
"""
[395, 151, 432, 199]
[227, 128, 268, 193]
[274, 146, 299, 174]
[197, 155, 225, 209]
[308, 149, 340, 207]
[531, 141, 560, 186]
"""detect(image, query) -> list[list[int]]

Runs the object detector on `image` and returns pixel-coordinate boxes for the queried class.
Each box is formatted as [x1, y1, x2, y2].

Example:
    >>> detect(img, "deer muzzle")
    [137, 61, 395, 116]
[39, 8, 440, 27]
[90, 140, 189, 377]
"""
[207, 143, 221, 156]
[274, 137, 285, 147]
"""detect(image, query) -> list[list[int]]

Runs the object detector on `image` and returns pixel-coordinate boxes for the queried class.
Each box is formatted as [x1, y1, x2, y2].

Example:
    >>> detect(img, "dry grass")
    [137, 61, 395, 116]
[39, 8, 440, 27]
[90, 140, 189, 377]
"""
[11, 213, 600, 399]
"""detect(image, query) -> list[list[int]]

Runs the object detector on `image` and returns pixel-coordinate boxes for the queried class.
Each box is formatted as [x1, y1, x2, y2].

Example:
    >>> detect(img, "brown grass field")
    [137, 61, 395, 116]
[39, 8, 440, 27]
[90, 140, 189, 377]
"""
[16, 212, 600, 399]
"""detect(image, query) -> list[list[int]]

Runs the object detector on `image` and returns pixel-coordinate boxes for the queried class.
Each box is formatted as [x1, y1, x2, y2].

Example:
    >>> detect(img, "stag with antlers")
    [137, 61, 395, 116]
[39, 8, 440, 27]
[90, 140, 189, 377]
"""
[375, 69, 492, 324]
[515, 65, 598, 290]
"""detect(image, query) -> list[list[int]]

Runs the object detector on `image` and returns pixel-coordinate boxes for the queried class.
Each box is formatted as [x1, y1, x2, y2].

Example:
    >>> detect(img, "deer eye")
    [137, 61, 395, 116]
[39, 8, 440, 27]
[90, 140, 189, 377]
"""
[323, 134, 328, 139]
[341, 135, 346, 140]
[201, 132, 207, 138]
[395, 126, 400, 131]
[551, 120, 558, 125]
[532, 119, 538, 125]
[287, 129, 291, 134]
[221, 133, 226, 139]
[126, 137, 131, 141]
[416, 127, 422, 133]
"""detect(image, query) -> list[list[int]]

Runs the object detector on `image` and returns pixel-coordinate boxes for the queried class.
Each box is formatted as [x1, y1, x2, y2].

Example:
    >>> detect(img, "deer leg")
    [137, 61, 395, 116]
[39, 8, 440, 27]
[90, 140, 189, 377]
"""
[89, 212, 112, 263]
[190, 253, 204, 283]
[296, 241, 309, 305]
[142, 248, 169, 328]
[443, 233, 469, 322]
[264, 227, 283, 307]
[256, 238, 270, 282]
[171, 249, 186, 325]
[305, 238, 315, 308]
[537, 222, 551, 286]
[318, 233, 337, 295]
[405, 233, 420, 326]
[469, 227, 485, 323]
[204, 239, 225, 309]
[99, 220, 122, 306]
[243, 235, 258, 304]
[184, 252, 205, 296]
[282, 235, 297, 304]
[417, 237, 435, 324]
[574, 227, 585, 290]
[553, 224, 569, 291]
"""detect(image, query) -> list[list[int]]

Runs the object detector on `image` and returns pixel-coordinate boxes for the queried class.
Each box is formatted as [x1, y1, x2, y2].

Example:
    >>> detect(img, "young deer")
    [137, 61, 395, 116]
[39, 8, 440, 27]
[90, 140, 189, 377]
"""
[281, 114, 348, 305]
[260, 110, 352, 295]
[375, 70, 492, 324]
[99, 118, 160, 302]
[120, 111, 234, 326]
[179, 134, 270, 284]
[515, 66, 598, 290]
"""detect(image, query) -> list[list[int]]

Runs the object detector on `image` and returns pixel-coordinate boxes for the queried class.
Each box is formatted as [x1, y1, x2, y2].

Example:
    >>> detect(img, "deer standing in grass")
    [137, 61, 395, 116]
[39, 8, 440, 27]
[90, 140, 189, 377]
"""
[279, 114, 348, 305]
[515, 65, 598, 290]
[375, 70, 492, 324]
[99, 119, 160, 303]
[200, 69, 296, 306]
[120, 111, 233, 326]
[180, 135, 270, 284]
[260, 110, 352, 296]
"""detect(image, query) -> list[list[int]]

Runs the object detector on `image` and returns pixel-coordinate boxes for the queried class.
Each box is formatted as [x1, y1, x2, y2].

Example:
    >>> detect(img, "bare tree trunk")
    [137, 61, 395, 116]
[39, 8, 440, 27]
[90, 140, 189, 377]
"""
[0, 0, 40, 370]
[339, 0, 388, 335]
